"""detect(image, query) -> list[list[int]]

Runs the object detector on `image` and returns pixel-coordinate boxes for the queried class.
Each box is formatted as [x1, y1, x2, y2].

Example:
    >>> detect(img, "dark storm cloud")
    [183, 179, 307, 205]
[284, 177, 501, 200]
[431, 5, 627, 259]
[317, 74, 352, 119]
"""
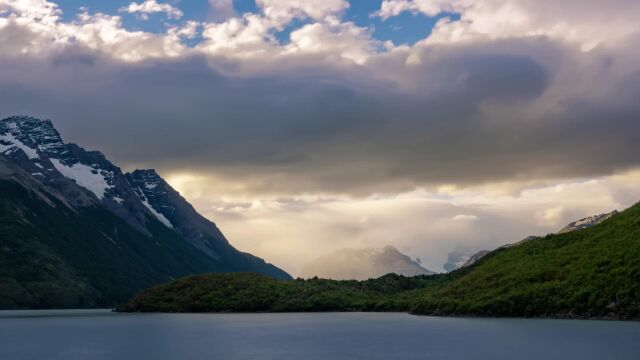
[0, 36, 638, 195]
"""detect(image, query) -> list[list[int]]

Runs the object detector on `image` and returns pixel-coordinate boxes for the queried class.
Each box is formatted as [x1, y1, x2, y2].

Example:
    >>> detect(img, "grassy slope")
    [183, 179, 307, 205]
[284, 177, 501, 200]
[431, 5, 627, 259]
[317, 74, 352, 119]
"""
[412, 201, 640, 318]
[121, 202, 640, 319]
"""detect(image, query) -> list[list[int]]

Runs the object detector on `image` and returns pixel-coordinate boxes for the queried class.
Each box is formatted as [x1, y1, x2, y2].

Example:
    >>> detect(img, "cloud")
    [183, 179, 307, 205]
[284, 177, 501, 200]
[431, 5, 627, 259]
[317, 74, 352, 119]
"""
[377, 0, 640, 51]
[535, 206, 567, 227]
[119, 0, 183, 20]
[208, 0, 235, 22]
[0, 33, 639, 195]
[182, 170, 640, 274]
[256, 0, 350, 28]
[285, 21, 380, 64]
[453, 214, 478, 221]
[374, 0, 455, 20]
[1, 0, 639, 274]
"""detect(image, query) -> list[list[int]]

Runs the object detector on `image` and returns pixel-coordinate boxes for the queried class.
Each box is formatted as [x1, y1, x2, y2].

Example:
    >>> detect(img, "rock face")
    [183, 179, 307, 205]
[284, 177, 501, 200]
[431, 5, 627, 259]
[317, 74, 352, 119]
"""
[0, 115, 290, 309]
[301, 245, 435, 280]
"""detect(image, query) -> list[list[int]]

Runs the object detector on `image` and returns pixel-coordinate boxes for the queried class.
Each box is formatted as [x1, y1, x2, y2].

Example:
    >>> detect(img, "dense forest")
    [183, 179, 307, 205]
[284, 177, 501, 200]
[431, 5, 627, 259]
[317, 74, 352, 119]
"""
[120, 202, 640, 320]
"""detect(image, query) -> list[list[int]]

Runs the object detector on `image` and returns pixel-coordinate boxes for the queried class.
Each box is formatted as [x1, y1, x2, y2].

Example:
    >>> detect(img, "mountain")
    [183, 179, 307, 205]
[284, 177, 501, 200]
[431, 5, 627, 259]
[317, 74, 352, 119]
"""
[121, 201, 640, 319]
[455, 212, 618, 270]
[0, 116, 289, 309]
[557, 211, 618, 233]
[301, 245, 435, 280]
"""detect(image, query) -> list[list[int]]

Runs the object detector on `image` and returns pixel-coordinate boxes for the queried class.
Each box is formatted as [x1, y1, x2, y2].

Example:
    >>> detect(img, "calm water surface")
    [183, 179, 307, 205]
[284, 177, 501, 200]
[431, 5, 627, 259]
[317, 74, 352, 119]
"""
[1, 310, 639, 360]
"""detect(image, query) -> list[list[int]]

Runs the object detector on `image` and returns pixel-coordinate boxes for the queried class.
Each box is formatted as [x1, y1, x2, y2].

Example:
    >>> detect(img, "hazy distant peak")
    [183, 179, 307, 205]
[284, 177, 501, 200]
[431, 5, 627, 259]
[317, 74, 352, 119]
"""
[302, 245, 435, 280]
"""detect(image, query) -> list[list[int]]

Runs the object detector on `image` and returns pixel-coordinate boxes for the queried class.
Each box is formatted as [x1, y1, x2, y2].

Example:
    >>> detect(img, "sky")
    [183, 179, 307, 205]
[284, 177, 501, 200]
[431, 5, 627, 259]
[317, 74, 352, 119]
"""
[1, 0, 640, 275]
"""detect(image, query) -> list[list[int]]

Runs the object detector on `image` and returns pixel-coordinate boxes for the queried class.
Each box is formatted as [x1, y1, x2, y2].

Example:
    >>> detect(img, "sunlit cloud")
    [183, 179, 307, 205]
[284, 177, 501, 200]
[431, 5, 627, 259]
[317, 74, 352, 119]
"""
[119, 0, 183, 20]
[168, 169, 640, 275]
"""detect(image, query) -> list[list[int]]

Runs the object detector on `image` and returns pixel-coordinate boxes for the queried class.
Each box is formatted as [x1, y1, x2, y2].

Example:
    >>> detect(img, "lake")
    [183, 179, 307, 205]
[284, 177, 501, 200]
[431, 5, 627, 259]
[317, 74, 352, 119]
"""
[1, 310, 639, 359]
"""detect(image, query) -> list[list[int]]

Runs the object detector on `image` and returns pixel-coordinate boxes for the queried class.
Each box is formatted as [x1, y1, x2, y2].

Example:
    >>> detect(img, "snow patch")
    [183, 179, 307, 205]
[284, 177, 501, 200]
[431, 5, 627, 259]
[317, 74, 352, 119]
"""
[0, 133, 39, 159]
[145, 182, 158, 190]
[50, 159, 114, 199]
[0, 142, 12, 154]
[140, 197, 174, 228]
[112, 196, 125, 204]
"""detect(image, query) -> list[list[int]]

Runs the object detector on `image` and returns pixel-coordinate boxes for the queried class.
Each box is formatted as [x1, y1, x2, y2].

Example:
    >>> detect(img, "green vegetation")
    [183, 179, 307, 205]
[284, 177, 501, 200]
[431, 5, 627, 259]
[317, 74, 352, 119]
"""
[119, 272, 448, 313]
[121, 202, 640, 320]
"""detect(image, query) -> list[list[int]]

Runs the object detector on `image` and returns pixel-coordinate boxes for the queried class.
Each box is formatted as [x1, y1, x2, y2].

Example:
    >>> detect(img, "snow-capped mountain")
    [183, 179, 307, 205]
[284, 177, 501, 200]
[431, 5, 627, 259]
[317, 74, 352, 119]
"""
[0, 116, 154, 232]
[301, 245, 435, 280]
[0, 115, 290, 308]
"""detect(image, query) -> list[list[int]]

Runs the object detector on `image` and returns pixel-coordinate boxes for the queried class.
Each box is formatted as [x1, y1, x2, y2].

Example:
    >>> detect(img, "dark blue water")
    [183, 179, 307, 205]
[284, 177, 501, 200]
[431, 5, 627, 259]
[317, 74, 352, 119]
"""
[1, 310, 639, 359]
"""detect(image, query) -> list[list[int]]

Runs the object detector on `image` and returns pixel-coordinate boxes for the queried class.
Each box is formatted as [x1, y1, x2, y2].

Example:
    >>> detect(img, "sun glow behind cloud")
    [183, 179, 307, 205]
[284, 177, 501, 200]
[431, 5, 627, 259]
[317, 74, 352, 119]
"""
[165, 169, 640, 274]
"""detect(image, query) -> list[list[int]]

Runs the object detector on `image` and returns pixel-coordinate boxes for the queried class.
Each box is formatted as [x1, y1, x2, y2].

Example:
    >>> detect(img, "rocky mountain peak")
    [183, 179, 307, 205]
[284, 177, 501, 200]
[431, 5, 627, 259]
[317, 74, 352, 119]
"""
[0, 116, 66, 157]
[0, 116, 162, 233]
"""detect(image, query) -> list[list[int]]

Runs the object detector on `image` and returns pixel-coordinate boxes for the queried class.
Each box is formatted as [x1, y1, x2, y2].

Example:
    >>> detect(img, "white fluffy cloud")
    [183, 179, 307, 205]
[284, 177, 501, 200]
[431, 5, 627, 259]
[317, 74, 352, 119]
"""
[375, 0, 456, 19]
[0, 0, 368, 64]
[257, 0, 350, 28]
[0, 0, 189, 61]
[198, 14, 277, 60]
[378, 0, 640, 51]
[119, 0, 183, 20]
[2, 0, 639, 63]
[285, 21, 380, 65]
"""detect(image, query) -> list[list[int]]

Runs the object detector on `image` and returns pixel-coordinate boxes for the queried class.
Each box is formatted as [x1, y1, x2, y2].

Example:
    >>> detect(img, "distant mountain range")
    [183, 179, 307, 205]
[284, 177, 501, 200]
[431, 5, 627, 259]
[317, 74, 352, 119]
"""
[446, 211, 619, 271]
[301, 245, 435, 280]
[0, 116, 290, 309]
